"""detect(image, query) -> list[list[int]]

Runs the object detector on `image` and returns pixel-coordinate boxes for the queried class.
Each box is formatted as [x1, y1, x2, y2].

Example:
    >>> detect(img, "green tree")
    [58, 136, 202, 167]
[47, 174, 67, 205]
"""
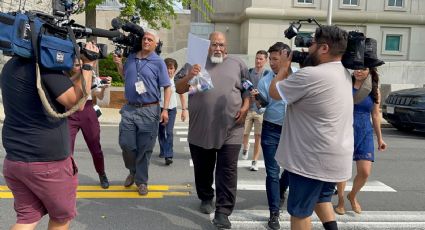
[84, 0, 212, 29]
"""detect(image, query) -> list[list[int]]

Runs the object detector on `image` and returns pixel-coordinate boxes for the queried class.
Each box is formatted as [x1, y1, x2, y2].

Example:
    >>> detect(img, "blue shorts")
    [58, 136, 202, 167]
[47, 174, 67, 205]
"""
[287, 171, 336, 218]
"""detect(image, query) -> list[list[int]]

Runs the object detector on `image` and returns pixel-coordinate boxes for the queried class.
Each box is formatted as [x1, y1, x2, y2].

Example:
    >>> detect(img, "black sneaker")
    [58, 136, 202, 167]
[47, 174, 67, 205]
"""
[268, 212, 280, 230]
[165, 157, 173, 165]
[199, 199, 214, 214]
[212, 212, 231, 229]
[99, 173, 109, 189]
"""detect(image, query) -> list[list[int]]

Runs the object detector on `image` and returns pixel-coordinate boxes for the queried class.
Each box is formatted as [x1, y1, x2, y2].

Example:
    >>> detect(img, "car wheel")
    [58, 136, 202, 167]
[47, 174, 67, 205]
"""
[392, 123, 415, 132]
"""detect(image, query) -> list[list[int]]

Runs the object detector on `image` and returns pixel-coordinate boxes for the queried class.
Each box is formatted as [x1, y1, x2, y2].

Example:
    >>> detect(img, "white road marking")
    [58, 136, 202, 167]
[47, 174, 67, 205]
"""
[211, 210, 425, 229]
[190, 160, 265, 168]
[181, 173, 395, 191]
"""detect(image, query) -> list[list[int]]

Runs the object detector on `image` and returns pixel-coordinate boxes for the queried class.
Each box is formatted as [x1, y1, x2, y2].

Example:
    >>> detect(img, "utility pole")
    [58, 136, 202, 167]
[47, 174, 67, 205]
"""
[327, 0, 333, 25]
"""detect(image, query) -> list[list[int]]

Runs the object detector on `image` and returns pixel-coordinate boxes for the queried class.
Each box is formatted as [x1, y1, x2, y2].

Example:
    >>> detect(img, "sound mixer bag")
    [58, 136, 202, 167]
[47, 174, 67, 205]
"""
[0, 11, 42, 58]
[0, 11, 76, 71]
[37, 24, 76, 71]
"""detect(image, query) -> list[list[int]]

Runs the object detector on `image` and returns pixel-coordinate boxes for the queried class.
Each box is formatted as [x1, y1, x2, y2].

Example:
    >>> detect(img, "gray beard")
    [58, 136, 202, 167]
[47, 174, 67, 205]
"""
[210, 56, 223, 63]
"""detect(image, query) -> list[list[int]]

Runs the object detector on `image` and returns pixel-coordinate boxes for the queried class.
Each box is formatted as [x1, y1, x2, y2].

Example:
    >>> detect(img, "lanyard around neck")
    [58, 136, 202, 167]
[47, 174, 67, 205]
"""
[135, 59, 149, 81]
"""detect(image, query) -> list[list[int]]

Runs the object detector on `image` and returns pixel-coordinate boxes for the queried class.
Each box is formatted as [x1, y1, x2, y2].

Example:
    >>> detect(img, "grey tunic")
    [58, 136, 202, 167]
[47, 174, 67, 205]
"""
[186, 56, 249, 149]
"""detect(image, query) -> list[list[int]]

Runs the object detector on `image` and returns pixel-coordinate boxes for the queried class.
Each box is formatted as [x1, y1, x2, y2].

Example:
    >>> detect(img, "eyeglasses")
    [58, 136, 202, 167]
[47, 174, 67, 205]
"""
[211, 43, 225, 48]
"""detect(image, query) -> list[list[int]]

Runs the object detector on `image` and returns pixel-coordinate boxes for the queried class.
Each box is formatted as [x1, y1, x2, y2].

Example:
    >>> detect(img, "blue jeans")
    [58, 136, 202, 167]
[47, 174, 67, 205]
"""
[158, 108, 177, 158]
[119, 104, 160, 185]
[261, 120, 282, 213]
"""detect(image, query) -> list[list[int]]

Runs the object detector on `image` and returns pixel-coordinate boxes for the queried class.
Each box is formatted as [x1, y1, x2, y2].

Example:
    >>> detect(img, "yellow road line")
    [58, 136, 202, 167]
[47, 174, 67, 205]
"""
[0, 191, 190, 199]
[0, 185, 191, 192]
[0, 192, 13, 198]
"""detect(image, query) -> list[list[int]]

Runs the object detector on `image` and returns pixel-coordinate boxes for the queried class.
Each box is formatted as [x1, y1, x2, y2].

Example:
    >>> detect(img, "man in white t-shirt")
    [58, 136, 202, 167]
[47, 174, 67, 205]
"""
[269, 25, 353, 230]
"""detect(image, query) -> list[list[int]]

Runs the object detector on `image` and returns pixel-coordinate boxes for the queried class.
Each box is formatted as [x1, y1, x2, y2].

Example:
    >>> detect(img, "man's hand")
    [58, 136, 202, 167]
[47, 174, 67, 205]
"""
[235, 107, 248, 125]
[160, 109, 169, 125]
[276, 49, 292, 81]
[188, 64, 201, 79]
[250, 89, 262, 108]
[181, 110, 188, 122]
[99, 76, 112, 88]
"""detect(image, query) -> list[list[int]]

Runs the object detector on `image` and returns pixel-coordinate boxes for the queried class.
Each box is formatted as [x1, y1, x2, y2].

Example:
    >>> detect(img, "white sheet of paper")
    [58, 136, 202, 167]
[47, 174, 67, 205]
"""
[187, 33, 210, 69]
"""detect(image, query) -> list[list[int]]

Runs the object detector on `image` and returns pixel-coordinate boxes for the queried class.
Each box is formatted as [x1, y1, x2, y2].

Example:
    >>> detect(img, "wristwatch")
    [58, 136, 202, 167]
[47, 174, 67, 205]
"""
[82, 64, 93, 71]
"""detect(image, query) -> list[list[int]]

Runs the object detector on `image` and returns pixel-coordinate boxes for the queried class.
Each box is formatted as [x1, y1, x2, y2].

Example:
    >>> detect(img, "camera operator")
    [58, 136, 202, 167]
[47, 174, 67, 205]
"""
[67, 60, 112, 189]
[1, 42, 98, 230]
[113, 29, 171, 196]
[269, 25, 353, 230]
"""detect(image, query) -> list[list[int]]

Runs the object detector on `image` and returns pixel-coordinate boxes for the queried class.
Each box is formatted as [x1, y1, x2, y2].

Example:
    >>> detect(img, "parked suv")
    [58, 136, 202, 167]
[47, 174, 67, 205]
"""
[383, 88, 425, 131]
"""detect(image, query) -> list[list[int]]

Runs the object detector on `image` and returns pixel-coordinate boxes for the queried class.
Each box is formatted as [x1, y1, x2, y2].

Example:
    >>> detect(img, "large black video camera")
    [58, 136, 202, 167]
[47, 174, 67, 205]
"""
[283, 18, 320, 65]
[0, 0, 121, 70]
[110, 16, 163, 58]
[284, 18, 368, 69]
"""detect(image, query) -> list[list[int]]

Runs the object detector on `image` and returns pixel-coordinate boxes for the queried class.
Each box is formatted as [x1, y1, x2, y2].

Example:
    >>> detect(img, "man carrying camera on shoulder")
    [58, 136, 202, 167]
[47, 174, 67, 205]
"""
[269, 25, 354, 230]
[113, 29, 171, 196]
[1, 42, 99, 230]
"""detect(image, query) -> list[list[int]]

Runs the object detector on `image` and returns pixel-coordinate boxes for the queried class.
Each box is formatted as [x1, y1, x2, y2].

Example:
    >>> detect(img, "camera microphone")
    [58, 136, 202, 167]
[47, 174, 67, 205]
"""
[122, 22, 144, 36]
[85, 27, 122, 39]
[241, 79, 269, 108]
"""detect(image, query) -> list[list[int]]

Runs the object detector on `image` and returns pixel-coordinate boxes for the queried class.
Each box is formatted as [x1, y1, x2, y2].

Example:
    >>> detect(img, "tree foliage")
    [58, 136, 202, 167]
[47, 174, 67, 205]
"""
[83, 0, 212, 30]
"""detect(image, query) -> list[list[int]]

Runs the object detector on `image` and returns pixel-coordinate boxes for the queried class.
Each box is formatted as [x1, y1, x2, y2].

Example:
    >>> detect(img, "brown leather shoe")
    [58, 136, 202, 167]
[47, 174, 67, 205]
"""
[138, 184, 148, 196]
[124, 174, 134, 187]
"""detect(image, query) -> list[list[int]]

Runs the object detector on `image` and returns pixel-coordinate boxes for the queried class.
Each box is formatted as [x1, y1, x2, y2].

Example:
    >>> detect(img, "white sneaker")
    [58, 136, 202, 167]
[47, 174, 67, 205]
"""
[250, 160, 258, 171]
[241, 143, 250, 160]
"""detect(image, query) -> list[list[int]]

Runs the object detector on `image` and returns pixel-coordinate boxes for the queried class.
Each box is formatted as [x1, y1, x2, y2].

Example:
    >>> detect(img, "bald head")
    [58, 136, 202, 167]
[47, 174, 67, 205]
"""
[208, 31, 227, 63]
[209, 31, 226, 42]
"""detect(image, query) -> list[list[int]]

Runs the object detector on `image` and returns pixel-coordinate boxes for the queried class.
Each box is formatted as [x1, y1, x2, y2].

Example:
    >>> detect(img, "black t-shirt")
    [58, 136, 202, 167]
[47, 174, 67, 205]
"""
[1, 57, 73, 162]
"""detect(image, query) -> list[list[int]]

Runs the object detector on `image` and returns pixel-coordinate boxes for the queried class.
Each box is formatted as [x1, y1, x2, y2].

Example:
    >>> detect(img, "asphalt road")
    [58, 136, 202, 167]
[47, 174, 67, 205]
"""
[1, 123, 425, 229]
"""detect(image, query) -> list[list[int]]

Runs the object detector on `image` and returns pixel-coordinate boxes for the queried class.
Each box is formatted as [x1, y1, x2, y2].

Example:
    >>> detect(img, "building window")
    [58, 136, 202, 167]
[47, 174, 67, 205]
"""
[388, 0, 403, 7]
[343, 0, 358, 5]
[298, 0, 313, 3]
[385, 35, 401, 51]
[294, 0, 317, 8]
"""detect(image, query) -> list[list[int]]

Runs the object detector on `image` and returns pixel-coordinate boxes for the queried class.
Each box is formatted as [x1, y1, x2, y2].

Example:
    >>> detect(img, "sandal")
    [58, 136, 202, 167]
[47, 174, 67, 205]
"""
[334, 206, 346, 215]
[347, 193, 362, 214]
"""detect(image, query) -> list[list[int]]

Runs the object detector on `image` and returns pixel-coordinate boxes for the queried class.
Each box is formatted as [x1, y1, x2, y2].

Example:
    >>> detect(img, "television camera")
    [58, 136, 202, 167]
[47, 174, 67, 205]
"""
[283, 18, 321, 64]
[110, 16, 163, 58]
[283, 18, 368, 69]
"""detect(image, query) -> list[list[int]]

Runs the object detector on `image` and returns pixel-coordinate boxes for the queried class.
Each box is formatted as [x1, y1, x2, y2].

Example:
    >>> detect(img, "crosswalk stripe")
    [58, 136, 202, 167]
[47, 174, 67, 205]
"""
[174, 126, 188, 130]
[216, 210, 425, 229]
[180, 138, 255, 144]
[203, 180, 395, 192]
[189, 160, 265, 168]
[176, 131, 188, 135]
[227, 222, 425, 229]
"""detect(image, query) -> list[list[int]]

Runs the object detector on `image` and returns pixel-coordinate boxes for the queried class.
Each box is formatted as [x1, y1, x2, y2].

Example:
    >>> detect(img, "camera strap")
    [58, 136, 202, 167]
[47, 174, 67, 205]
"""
[28, 14, 87, 118]
[353, 74, 372, 104]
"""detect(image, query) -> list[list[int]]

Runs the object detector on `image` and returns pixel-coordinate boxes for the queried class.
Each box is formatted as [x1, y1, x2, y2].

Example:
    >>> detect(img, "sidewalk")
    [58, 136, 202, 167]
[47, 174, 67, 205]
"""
[0, 104, 392, 127]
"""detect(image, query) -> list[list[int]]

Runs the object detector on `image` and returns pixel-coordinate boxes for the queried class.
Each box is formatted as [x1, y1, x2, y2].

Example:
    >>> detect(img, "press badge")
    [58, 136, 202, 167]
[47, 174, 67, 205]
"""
[135, 80, 147, 94]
